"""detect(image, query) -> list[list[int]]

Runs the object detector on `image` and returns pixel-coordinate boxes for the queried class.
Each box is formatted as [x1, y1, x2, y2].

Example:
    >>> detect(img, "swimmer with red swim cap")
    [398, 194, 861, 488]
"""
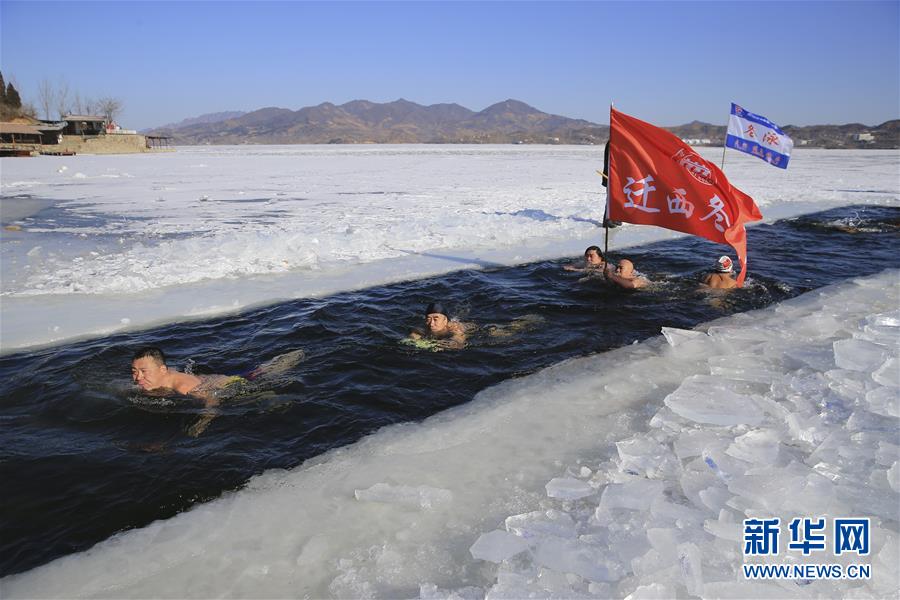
[701, 256, 738, 289]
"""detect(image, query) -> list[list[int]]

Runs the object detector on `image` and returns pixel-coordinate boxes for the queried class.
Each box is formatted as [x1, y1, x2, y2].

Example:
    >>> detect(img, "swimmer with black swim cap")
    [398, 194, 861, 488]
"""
[408, 302, 469, 349]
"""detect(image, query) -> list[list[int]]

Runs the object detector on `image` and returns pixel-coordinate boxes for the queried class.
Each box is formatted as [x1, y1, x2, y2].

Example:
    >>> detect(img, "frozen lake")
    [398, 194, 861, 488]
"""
[2, 146, 897, 352]
[0, 146, 898, 598]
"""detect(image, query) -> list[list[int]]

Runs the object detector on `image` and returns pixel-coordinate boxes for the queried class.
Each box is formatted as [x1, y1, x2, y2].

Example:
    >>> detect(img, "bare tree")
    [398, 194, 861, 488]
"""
[21, 101, 38, 118]
[55, 79, 70, 120]
[83, 97, 98, 116]
[97, 96, 123, 124]
[37, 78, 55, 120]
[72, 90, 84, 115]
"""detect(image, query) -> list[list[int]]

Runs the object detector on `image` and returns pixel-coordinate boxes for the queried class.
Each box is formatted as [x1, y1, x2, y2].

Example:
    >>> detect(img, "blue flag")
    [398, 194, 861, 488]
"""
[726, 103, 793, 169]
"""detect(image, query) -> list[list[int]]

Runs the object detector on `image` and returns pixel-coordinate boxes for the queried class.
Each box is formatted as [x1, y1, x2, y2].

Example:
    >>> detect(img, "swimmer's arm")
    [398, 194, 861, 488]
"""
[606, 272, 647, 289]
[439, 322, 467, 349]
[603, 269, 630, 288]
[187, 411, 216, 437]
[186, 389, 220, 438]
[577, 270, 605, 283]
[409, 330, 423, 340]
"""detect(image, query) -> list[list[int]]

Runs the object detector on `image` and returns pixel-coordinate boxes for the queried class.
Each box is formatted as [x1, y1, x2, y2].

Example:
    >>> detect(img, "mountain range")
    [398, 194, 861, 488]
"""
[144, 99, 899, 148]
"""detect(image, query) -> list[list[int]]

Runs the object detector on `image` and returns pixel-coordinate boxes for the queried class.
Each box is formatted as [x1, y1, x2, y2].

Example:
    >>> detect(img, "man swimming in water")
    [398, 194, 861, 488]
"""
[131, 347, 234, 436]
[131, 346, 304, 436]
[604, 258, 650, 289]
[408, 302, 469, 349]
[701, 255, 738, 289]
[564, 245, 606, 273]
[131, 347, 247, 400]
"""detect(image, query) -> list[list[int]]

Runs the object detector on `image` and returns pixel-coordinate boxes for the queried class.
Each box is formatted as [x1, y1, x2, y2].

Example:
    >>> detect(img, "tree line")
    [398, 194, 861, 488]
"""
[0, 71, 25, 119]
[1, 71, 123, 124]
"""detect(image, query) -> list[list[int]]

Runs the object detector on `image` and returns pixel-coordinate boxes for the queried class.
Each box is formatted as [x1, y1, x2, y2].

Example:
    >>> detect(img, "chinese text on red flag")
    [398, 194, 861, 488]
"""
[607, 108, 762, 285]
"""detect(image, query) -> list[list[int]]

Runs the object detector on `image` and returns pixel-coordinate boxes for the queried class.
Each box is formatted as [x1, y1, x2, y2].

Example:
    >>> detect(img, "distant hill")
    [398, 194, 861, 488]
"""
[144, 100, 899, 148]
[145, 99, 607, 145]
[145, 110, 247, 133]
[665, 119, 900, 149]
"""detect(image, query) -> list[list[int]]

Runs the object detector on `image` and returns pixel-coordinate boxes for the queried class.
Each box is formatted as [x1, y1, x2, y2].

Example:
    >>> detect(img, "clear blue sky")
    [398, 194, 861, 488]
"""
[2, 1, 897, 130]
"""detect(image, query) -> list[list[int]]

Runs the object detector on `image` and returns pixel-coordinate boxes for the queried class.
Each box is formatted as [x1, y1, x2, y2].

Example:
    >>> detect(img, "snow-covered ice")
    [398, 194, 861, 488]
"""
[3, 269, 897, 599]
[1, 146, 897, 352]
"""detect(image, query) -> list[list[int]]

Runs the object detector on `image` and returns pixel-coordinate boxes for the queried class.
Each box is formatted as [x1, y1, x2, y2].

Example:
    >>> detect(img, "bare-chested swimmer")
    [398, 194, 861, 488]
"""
[700, 255, 738, 290]
[604, 258, 650, 289]
[131, 346, 303, 436]
[408, 302, 471, 350]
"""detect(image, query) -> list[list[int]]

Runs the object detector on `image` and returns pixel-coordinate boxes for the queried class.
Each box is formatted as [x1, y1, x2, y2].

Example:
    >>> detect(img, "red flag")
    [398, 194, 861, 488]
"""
[607, 107, 762, 286]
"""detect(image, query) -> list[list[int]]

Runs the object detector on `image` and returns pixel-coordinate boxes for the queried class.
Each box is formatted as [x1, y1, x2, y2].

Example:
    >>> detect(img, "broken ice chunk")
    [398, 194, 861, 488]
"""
[833, 338, 888, 372]
[469, 530, 529, 563]
[703, 514, 741, 542]
[674, 429, 728, 460]
[698, 486, 731, 512]
[532, 536, 625, 582]
[677, 542, 704, 596]
[599, 479, 665, 511]
[649, 497, 706, 528]
[505, 509, 577, 540]
[661, 326, 707, 347]
[865, 386, 900, 418]
[545, 477, 594, 500]
[726, 429, 781, 465]
[664, 375, 764, 426]
[884, 462, 900, 493]
[616, 437, 680, 479]
[872, 357, 900, 387]
[784, 345, 836, 371]
[353, 483, 452, 510]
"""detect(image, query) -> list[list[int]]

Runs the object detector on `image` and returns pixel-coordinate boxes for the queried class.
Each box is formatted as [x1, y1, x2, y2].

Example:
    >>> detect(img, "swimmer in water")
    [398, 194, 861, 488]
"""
[604, 258, 650, 289]
[563, 245, 606, 275]
[131, 346, 304, 436]
[700, 255, 738, 290]
[408, 302, 470, 350]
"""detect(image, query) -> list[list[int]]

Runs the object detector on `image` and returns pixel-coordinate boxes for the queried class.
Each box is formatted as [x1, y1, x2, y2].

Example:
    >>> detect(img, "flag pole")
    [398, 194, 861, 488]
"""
[604, 101, 614, 258]
[720, 109, 729, 170]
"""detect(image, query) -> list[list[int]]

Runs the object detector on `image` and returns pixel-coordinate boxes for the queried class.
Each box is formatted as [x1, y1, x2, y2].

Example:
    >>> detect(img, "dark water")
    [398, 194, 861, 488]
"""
[1, 205, 898, 577]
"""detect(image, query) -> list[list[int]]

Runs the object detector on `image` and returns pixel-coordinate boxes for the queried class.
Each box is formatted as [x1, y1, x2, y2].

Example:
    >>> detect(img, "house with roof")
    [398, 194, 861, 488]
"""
[61, 114, 108, 136]
[0, 114, 170, 156]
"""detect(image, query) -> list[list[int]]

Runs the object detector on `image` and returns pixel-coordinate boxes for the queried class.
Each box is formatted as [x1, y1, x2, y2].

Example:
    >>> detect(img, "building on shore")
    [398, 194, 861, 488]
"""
[0, 114, 171, 157]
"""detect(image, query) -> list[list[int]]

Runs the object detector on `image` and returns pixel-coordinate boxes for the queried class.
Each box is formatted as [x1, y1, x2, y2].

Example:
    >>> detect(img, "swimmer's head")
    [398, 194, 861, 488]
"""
[425, 302, 446, 318]
[715, 256, 734, 273]
[131, 346, 169, 391]
[616, 259, 635, 277]
[424, 302, 449, 334]
[584, 245, 604, 266]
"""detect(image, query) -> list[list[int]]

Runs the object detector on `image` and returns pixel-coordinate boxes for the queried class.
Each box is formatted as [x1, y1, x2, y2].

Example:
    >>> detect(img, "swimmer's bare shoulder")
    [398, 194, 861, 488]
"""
[701, 273, 737, 290]
[437, 320, 470, 349]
